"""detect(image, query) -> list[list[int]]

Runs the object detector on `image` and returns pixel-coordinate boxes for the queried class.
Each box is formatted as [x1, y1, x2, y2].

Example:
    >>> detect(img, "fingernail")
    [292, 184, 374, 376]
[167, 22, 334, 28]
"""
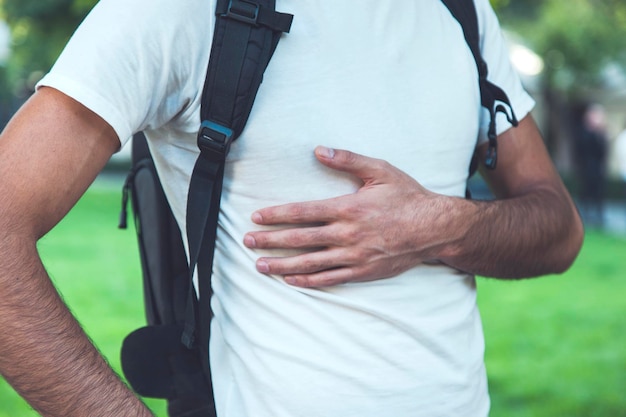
[284, 276, 297, 285]
[317, 146, 335, 159]
[244, 234, 256, 248]
[251, 212, 263, 223]
[256, 260, 270, 273]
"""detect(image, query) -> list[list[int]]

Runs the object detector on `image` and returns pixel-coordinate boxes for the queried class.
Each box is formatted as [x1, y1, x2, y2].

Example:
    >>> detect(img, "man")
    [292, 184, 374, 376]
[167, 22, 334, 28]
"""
[0, 0, 583, 416]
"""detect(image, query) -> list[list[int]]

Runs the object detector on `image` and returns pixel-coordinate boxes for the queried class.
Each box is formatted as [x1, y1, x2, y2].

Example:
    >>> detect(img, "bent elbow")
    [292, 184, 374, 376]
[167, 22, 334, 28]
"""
[549, 211, 585, 275]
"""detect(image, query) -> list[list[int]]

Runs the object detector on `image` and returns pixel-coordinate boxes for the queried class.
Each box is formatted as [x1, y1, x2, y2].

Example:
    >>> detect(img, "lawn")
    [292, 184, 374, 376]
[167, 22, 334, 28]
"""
[479, 230, 626, 416]
[1, 181, 625, 417]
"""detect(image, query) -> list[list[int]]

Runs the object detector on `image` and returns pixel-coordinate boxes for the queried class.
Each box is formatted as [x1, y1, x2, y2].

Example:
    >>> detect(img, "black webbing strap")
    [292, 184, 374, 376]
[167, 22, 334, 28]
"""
[202, 0, 293, 140]
[181, 0, 293, 413]
[440, 0, 518, 171]
[215, 0, 294, 33]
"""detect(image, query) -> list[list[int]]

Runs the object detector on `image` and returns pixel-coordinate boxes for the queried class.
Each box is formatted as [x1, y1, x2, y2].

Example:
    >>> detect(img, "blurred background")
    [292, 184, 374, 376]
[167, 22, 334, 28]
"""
[0, 0, 625, 416]
[2, 0, 626, 218]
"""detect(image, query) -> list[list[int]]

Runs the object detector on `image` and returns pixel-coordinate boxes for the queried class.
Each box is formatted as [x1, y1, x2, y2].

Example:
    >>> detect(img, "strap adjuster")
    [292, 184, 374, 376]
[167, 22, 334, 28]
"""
[224, 0, 259, 26]
[197, 120, 234, 161]
[485, 143, 497, 170]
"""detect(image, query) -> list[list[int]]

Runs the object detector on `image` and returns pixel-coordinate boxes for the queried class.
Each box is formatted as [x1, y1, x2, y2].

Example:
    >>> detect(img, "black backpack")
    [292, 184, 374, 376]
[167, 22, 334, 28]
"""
[118, 1, 516, 416]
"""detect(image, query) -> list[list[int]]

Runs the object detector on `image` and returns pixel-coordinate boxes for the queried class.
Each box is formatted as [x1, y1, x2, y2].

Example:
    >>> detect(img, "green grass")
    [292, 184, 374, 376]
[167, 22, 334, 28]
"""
[479, 231, 626, 417]
[1, 183, 625, 416]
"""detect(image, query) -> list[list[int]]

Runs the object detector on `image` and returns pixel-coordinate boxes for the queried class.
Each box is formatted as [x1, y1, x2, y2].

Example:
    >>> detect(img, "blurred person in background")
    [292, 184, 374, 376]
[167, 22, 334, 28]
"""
[614, 121, 626, 214]
[573, 103, 609, 228]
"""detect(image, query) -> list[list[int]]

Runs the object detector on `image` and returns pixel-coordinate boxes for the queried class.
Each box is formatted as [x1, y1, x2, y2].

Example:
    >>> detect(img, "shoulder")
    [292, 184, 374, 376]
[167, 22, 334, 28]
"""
[39, 0, 214, 140]
[469, 0, 536, 138]
[82, 0, 213, 51]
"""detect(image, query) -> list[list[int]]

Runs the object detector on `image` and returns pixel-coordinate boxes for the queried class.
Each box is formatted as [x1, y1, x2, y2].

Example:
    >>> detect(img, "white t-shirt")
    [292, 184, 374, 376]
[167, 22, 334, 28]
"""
[39, 1, 534, 416]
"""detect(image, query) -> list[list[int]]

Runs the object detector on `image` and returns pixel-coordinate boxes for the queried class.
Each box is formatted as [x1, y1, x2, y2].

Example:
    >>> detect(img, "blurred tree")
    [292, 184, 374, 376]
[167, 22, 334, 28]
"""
[499, 0, 626, 90]
[495, 0, 626, 155]
[0, 0, 97, 95]
[489, 0, 509, 10]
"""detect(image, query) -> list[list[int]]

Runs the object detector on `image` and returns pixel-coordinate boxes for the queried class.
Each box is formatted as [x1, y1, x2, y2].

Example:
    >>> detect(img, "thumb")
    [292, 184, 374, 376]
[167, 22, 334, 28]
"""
[314, 146, 387, 182]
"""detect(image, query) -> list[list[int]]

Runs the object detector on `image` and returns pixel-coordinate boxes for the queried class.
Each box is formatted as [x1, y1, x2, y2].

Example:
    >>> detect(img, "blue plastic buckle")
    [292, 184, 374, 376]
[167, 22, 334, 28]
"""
[485, 144, 497, 170]
[197, 120, 234, 161]
[224, 0, 260, 26]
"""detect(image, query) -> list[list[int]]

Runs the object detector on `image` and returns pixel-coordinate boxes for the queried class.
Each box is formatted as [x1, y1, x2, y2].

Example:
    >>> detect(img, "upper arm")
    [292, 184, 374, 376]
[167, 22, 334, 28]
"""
[478, 114, 570, 200]
[473, 114, 584, 274]
[0, 87, 119, 240]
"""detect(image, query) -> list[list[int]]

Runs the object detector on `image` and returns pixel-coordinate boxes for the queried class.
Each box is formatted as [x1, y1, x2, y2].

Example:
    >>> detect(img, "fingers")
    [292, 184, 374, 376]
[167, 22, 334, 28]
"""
[244, 229, 373, 286]
[314, 146, 391, 184]
[284, 268, 359, 288]
[253, 250, 377, 288]
[254, 248, 348, 277]
[253, 250, 415, 288]
[251, 200, 337, 226]
[244, 225, 333, 249]
[251, 146, 396, 226]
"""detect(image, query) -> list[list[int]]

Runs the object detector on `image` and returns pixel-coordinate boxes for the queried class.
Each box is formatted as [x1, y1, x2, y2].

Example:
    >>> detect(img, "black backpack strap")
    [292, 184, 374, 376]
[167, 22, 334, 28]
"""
[120, 2, 292, 416]
[440, 0, 518, 172]
[199, 0, 293, 146]
[182, 0, 293, 412]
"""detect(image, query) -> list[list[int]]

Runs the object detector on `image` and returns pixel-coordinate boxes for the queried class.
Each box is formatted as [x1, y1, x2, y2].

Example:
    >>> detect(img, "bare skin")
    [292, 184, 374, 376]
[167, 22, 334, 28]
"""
[0, 87, 153, 416]
[243, 115, 584, 287]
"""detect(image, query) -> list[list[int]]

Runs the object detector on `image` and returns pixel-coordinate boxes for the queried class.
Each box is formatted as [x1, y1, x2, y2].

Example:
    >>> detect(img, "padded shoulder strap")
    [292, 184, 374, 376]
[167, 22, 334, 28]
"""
[198, 0, 293, 157]
[440, 0, 518, 170]
[182, 0, 293, 403]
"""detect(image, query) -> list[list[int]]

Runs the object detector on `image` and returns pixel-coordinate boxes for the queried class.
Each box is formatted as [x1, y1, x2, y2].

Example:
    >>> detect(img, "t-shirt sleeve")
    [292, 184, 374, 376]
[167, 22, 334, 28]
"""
[36, 0, 210, 147]
[475, 0, 536, 143]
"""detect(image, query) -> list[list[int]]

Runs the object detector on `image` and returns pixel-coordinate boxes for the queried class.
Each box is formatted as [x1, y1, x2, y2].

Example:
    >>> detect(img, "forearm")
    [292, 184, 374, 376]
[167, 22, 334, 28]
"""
[0, 88, 150, 415]
[437, 186, 583, 279]
[0, 237, 152, 417]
